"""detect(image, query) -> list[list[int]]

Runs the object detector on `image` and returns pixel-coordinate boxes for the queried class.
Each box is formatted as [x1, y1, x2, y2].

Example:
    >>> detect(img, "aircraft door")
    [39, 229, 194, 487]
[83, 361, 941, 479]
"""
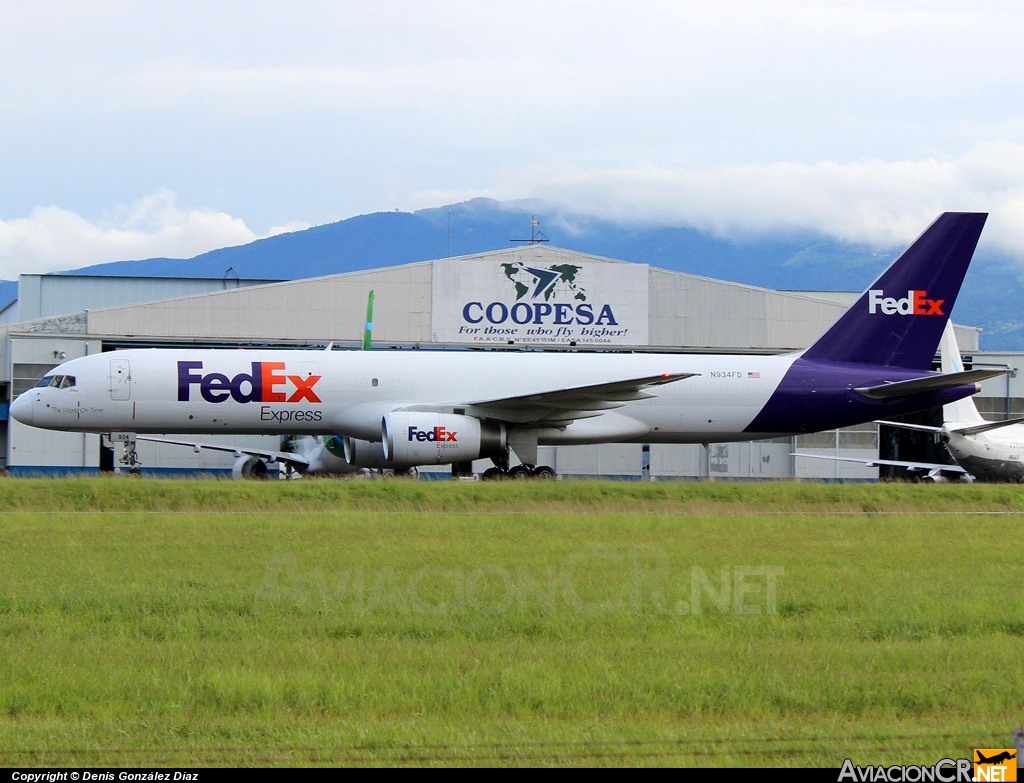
[109, 359, 131, 401]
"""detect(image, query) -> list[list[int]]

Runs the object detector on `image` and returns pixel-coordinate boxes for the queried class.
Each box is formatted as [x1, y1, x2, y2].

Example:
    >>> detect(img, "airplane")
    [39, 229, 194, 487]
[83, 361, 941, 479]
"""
[976, 750, 1016, 765]
[126, 432, 412, 480]
[10, 212, 1005, 480]
[795, 319, 1024, 483]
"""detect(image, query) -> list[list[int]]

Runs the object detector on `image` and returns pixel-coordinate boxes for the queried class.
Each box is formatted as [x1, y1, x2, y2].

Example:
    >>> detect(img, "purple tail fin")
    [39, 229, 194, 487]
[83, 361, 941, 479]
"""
[801, 212, 987, 370]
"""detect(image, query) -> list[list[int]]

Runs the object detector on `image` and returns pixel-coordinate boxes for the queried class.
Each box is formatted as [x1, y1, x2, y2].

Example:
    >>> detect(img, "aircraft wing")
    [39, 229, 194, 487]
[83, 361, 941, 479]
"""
[854, 368, 1007, 400]
[792, 452, 969, 481]
[135, 436, 311, 470]
[404, 372, 697, 425]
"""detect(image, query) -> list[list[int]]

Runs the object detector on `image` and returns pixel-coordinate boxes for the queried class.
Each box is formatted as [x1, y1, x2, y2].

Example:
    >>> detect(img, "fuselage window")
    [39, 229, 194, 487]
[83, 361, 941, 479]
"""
[36, 375, 56, 388]
[60, 375, 76, 388]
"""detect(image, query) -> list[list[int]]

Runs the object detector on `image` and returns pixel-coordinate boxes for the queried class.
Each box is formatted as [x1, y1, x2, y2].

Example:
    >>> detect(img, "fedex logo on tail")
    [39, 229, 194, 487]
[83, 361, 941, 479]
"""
[177, 361, 322, 403]
[408, 425, 458, 442]
[867, 289, 945, 316]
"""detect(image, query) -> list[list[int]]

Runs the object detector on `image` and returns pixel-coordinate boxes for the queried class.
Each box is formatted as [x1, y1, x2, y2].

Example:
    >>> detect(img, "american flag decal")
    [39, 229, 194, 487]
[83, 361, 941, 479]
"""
[748, 371, 760, 378]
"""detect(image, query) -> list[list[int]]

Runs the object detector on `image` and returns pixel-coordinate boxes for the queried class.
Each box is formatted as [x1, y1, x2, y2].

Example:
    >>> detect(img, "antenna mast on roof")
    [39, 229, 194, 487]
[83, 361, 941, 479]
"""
[511, 215, 549, 246]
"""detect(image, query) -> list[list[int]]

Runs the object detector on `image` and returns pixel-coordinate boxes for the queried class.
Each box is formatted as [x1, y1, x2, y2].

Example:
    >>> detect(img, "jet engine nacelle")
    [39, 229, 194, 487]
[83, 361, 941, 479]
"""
[382, 412, 505, 466]
[343, 437, 422, 470]
[232, 455, 270, 480]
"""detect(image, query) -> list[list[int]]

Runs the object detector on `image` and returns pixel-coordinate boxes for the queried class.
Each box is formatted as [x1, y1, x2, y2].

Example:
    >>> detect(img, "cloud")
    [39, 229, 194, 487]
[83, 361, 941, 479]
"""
[460, 142, 1024, 254]
[4, 146, 1024, 283]
[0, 190, 261, 280]
[3, 1, 1024, 271]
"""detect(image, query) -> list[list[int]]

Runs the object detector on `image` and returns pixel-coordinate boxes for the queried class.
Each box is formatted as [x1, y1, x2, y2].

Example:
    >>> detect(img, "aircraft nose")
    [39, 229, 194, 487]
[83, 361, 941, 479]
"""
[9, 393, 35, 426]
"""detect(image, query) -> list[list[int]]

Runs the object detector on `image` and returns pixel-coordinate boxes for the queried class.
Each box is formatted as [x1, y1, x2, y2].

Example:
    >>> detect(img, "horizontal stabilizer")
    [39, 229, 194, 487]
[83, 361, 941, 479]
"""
[949, 415, 1024, 437]
[877, 413, 1024, 437]
[874, 419, 944, 434]
[854, 368, 1007, 400]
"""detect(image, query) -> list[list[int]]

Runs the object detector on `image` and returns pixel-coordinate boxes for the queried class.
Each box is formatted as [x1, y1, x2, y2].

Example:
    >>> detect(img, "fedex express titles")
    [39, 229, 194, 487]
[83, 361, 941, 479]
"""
[177, 360, 324, 423]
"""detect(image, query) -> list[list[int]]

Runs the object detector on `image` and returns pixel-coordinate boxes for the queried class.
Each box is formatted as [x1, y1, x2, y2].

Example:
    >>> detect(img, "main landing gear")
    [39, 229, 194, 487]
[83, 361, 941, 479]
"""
[481, 463, 556, 480]
[479, 444, 555, 480]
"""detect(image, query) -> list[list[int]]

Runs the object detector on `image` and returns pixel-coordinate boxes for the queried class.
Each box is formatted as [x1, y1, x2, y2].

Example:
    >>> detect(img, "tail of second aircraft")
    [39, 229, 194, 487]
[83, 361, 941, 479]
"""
[800, 212, 987, 370]
[939, 319, 987, 426]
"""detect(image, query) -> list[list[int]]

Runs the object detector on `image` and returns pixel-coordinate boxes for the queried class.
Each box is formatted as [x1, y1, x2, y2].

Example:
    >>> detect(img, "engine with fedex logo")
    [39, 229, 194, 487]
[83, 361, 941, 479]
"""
[376, 412, 506, 466]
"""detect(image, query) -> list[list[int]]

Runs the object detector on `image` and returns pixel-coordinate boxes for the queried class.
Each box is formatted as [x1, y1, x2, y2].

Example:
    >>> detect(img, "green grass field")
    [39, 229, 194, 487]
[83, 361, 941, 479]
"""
[0, 477, 1021, 767]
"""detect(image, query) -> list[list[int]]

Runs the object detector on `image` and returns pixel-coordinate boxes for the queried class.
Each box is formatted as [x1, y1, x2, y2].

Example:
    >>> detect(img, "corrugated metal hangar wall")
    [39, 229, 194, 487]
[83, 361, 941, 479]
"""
[2, 246, 1015, 481]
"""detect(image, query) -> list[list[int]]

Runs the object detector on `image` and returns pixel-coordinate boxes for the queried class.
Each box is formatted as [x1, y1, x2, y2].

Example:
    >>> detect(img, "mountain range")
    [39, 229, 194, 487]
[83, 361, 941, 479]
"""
[5, 198, 1023, 351]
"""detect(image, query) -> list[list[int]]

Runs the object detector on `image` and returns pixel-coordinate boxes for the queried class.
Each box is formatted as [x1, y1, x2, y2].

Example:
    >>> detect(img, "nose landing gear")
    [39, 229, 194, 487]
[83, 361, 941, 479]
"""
[103, 432, 142, 475]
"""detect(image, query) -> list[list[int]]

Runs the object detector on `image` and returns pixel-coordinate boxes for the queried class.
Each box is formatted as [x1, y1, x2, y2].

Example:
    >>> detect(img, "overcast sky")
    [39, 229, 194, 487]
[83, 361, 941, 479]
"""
[2, 0, 1024, 279]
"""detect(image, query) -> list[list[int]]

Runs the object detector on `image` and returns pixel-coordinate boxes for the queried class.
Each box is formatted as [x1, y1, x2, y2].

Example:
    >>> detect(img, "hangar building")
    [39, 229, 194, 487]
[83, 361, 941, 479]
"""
[2, 245, 1020, 480]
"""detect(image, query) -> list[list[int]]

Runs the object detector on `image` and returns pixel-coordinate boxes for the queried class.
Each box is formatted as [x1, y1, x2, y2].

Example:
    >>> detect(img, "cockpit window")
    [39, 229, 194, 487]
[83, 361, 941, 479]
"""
[35, 374, 75, 389]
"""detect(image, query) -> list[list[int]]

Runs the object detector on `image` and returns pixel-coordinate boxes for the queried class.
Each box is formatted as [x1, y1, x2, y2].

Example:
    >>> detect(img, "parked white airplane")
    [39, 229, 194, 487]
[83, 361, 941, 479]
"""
[127, 432, 416, 480]
[795, 320, 1024, 482]
[11, 213, 1004, 479]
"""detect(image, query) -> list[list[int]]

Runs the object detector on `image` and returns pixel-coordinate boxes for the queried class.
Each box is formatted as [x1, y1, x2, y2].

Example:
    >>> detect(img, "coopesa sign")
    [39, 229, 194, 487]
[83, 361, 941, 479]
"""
[462, 301, 618, 325]
[432, 259, 649, 345]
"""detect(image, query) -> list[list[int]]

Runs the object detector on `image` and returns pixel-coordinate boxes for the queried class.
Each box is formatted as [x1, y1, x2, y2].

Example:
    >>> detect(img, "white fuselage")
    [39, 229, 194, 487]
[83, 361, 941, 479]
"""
[12, 347, 795, 445]
[944, 428, 1024, 482]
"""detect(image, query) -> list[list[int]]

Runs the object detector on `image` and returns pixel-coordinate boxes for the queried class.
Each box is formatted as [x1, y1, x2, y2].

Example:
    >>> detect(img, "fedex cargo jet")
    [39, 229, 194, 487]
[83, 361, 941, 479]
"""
[10, 212, 1002, 479]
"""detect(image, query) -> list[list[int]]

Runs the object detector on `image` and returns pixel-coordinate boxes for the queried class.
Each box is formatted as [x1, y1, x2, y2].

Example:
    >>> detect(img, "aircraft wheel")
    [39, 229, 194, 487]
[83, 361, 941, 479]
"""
[532, 465, 556, 480]
[508, 465, 533, 480]
[388, 468, 419, 479]
[482, 467, 506, 481]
